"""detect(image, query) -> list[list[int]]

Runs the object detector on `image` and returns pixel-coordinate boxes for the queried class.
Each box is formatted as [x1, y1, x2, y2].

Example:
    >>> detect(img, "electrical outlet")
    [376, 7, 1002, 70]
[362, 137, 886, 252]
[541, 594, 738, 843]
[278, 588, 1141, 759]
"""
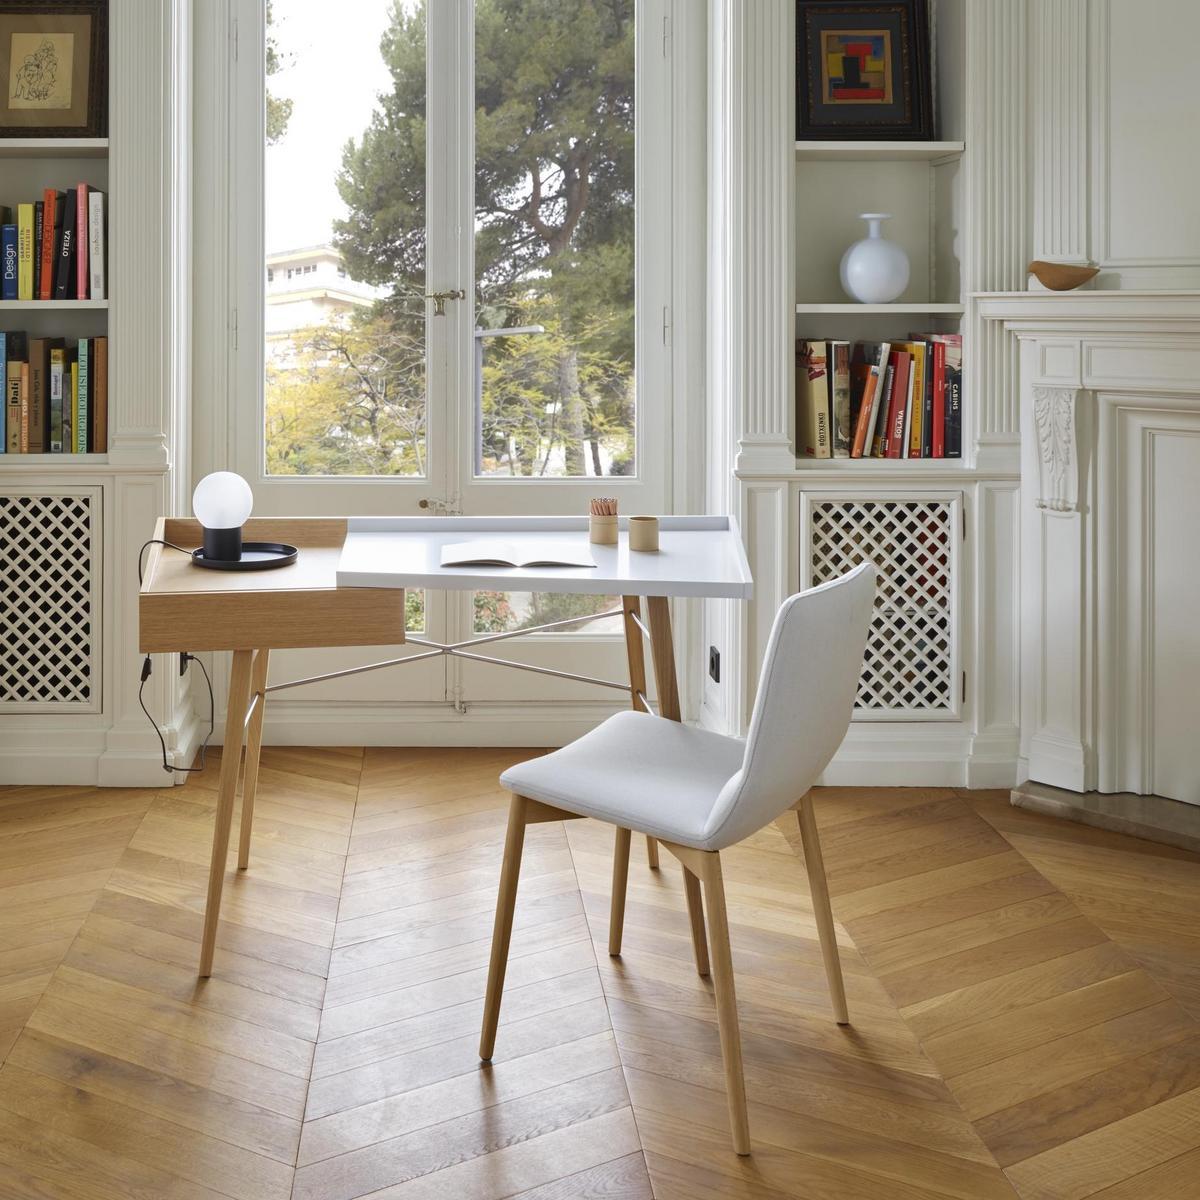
[179, 653, 189, 676]
[708, 645, 720, 683]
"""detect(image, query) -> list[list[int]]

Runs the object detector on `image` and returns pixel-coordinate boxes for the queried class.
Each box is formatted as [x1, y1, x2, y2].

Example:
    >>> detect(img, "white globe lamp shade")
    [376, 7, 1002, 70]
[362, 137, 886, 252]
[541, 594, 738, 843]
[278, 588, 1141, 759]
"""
[192, 471, 254, 561]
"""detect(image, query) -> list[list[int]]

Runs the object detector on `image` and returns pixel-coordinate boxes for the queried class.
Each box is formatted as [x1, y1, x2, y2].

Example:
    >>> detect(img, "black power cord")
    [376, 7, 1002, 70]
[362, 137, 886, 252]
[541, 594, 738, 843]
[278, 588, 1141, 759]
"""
[136, 538, 216, 774]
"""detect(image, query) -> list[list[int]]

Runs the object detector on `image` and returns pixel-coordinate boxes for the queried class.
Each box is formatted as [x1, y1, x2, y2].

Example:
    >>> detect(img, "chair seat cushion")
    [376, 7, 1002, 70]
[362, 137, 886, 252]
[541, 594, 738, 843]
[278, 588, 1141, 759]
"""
[500, 710, 746, 850]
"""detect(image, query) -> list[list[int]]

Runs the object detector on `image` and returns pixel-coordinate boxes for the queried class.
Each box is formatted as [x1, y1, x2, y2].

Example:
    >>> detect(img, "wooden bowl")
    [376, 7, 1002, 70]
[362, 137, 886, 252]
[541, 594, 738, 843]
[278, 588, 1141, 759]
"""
[1027, 260, 1100, 291]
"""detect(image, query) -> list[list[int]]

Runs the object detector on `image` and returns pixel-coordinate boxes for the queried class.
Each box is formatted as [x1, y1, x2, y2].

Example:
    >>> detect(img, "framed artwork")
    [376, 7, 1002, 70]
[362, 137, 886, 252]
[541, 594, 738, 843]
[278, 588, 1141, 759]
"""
[0, 1, 107, 138]
[796, 0, 933, 140]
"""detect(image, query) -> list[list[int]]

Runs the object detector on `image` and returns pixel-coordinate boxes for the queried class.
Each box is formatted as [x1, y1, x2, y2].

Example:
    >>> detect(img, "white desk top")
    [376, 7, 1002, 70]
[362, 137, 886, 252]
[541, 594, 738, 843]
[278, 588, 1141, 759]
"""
[336, 515, 753, 599]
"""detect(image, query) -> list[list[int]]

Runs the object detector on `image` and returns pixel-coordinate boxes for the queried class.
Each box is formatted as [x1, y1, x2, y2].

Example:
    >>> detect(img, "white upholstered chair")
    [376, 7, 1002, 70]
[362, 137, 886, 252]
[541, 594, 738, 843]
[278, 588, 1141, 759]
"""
[478, 562, 876, 1155]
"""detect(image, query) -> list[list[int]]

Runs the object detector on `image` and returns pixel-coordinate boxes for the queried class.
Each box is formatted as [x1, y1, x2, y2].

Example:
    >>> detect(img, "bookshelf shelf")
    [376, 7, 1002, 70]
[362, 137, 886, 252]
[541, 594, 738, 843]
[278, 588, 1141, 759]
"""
[795, 302, 965, 315]
[0, 138, 109, 159]
[0, 300, 108, 311]
[0, 453, 108, 469]
[794, 139, 964, 162]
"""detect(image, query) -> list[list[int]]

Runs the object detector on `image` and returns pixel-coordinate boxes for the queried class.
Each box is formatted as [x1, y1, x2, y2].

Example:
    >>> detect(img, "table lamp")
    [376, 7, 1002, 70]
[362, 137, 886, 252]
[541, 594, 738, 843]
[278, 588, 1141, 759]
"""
[193, 471, 254, 563]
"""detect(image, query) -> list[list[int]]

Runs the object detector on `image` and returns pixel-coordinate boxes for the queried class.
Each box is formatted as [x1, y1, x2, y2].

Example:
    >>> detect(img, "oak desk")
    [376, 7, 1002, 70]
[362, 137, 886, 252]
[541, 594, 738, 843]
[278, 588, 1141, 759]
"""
[139, 515, 752, 976]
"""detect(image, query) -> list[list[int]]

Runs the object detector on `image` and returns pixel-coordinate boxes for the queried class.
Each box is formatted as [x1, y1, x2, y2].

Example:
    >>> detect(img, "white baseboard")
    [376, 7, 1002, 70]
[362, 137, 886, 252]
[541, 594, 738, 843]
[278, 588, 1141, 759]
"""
[0, 723, 110, 786]
[815, 723, 1015, 788]
[227, 699, 630, 749]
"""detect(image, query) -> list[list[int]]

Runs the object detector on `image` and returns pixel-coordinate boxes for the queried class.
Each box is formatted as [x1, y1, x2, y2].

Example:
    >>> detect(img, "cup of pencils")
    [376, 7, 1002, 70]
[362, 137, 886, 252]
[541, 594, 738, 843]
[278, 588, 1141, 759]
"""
[589, 497, 618, 544]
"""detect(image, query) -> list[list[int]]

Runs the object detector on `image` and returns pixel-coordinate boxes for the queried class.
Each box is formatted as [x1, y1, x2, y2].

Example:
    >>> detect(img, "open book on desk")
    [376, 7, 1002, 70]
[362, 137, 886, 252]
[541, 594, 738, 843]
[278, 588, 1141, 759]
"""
[439, 539, 597, 569]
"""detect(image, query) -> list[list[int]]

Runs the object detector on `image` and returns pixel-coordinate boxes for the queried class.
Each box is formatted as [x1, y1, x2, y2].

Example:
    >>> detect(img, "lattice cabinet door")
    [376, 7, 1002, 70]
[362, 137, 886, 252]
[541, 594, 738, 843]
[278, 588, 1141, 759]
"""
[0, 487, 102, 713]
[801, 491, 962, 722]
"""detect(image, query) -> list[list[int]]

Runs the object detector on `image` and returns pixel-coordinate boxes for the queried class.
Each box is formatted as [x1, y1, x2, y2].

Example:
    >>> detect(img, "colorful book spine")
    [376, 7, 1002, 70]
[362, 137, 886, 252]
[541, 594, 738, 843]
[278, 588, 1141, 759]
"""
[39, 189, 61, 300]
[930, 339, 946, 458]
[32, 201, 43, 300]
[4, 371, 19, 453]
[93, 337, 107, 452]
[796, 340, 831, 458]
[18, 362, 30, 452]
[851, 342, 891, 458]
[76, 338, 89, 453]
[54, 200, 76, 300]
[70, 359, 79, 453]
[0, 224, 16, 300]
[884, 350, 911, 459]
[829, 341, 851, 458]
[49, 346, 65, 452]
[88, 192, 106, 301]
[16, 204, 34, 301]
[0, 330, 5, 452]
[28, 338, 46, 453]
[75, 185, 90, 300]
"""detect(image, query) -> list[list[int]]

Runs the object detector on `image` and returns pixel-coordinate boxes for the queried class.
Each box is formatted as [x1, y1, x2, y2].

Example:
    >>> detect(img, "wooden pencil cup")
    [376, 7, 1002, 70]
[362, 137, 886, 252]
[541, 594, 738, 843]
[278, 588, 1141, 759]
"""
[589, 514, 618, 544]
[628, 516, 659, 552]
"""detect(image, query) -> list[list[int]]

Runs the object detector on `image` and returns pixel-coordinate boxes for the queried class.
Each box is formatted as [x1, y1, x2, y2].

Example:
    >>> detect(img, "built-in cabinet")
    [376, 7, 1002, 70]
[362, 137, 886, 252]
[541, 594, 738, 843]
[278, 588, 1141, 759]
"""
[0, 0, 192, 785]
[707, 0, 1199, 795]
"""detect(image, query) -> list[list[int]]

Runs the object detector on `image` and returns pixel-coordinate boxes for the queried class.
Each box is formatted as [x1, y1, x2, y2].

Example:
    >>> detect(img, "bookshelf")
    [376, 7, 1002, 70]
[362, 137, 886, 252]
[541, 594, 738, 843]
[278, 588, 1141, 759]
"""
[1, 0, 190, 787]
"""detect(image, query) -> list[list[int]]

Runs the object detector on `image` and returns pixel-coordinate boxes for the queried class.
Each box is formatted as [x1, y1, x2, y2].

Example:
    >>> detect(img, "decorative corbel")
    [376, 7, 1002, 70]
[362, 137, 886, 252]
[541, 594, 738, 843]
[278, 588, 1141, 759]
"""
[1032, 387, 1080, 512]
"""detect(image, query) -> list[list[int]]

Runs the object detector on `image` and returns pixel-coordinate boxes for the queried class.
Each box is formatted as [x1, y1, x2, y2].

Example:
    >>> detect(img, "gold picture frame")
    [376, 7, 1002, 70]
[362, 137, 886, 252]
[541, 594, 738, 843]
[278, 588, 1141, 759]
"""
[0, 1, 107, 137]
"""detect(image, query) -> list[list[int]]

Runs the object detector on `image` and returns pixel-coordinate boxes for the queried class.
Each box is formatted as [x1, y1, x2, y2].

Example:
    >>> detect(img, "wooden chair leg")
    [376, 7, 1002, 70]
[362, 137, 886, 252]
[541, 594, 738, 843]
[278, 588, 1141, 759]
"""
[701, 852, 751, 1155]
[198, 649, 255, 978]
[609, 827, 632, 956]
[796, 796, 849, 1025]
[683, 867, 710, 977]
[237, 648, 270, 871]
[620, 597, 661, 872]
[480, 795, 529, 1061]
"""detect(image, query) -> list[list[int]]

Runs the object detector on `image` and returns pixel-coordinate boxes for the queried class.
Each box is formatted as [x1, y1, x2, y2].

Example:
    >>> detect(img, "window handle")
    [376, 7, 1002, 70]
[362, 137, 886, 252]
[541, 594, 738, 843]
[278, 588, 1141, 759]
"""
[426, 289, 465, 316]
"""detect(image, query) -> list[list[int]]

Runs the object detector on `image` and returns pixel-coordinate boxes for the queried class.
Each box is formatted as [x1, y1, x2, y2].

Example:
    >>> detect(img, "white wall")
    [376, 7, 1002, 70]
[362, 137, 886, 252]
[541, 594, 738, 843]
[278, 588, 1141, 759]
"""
[1034, 0, 1200, 289]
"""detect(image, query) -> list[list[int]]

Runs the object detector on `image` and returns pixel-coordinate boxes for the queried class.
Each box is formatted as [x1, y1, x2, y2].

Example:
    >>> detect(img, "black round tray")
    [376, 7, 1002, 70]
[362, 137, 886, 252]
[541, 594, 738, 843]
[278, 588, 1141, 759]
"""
[191, 542, 299, 571]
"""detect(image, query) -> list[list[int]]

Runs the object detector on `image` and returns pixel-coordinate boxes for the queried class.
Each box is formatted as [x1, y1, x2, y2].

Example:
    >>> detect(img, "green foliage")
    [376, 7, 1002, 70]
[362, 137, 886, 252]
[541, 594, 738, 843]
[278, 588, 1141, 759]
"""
[274, 0, 639, 480]
[265, 299, 426, 476]
[265, 1, 293, 146]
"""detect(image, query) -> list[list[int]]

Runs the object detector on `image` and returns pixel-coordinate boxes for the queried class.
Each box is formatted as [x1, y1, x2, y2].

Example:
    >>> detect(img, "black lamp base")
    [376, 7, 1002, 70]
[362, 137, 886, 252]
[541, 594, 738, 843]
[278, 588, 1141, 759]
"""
[202, 525, 242, 562]
[191, 541, 299, 572]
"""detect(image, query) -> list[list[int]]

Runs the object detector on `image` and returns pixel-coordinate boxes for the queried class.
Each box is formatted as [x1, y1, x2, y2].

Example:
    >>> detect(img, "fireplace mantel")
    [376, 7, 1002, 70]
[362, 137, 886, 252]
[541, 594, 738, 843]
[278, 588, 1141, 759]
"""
[980, 292, 1200, 821]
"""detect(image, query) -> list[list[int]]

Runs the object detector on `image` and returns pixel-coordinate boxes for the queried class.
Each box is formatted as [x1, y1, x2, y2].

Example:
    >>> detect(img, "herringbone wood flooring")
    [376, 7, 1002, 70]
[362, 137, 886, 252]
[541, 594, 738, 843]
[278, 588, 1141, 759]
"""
[0, 749, 1197, 1198]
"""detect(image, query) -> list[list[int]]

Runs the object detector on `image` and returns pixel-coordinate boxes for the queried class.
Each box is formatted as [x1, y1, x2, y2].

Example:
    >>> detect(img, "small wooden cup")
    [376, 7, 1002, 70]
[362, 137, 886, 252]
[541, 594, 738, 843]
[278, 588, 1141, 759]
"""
[628, 516, 659, 552]
[589, 514, 618, 545]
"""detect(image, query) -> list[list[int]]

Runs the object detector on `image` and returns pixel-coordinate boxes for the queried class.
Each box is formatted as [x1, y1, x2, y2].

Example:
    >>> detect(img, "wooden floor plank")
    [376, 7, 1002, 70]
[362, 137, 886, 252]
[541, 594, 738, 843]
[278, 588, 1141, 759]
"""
[0, 759, 1197, 1199]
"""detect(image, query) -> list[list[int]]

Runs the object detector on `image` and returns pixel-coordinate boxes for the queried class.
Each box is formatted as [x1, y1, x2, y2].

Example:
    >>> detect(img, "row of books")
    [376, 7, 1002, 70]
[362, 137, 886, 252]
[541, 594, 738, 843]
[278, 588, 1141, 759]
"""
[0, 186, 107, 302]
[797, 336, 963, 460]
[1, 333, 108, 454]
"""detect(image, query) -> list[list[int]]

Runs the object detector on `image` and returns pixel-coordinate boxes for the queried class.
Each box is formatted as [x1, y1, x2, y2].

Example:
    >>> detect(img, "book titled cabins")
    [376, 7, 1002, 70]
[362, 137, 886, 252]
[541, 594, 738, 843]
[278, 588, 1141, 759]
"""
[796, 336, 962, 460]
[1, 332, 108, 454]
[0, 186, 107, 302]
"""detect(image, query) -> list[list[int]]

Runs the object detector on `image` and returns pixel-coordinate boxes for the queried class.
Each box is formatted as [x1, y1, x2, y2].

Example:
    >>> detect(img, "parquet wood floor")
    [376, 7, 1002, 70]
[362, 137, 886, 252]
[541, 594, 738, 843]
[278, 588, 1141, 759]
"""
[0, 752, 1196, 1198]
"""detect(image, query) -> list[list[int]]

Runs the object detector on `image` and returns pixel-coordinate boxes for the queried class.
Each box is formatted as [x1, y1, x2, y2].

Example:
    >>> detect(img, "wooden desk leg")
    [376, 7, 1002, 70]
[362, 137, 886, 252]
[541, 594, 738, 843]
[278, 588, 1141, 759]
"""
[621, 595, 657, 868]
[646, 596, 709, 973]
[198, 649, 255, 978]
[237, 648, 270, 872]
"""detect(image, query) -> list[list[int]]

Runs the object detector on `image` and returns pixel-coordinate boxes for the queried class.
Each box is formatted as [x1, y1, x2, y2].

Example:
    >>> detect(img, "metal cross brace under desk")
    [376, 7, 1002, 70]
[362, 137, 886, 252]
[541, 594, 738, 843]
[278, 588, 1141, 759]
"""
[138, 514, 753, 976]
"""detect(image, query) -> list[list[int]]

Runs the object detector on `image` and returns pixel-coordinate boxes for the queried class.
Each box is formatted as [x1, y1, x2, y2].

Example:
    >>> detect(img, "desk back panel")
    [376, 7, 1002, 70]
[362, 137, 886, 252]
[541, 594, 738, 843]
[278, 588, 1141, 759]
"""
[139, 518, 406, 654]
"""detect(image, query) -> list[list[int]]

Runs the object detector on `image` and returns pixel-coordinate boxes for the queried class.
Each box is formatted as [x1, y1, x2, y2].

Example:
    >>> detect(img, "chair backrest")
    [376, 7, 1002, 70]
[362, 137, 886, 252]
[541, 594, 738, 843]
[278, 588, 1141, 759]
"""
[702, 562, 876, 850]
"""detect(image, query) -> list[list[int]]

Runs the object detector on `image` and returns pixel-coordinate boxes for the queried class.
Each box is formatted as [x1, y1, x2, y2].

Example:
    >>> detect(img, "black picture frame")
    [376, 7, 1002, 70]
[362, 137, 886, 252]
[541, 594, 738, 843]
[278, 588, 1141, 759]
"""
[0, 0, 108, 139]
[796, 0, 933, 141]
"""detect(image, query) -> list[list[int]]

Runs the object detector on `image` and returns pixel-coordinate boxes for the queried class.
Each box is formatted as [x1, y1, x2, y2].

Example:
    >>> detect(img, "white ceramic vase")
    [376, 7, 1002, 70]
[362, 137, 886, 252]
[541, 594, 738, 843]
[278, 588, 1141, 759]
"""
[839, 213, 910, 304]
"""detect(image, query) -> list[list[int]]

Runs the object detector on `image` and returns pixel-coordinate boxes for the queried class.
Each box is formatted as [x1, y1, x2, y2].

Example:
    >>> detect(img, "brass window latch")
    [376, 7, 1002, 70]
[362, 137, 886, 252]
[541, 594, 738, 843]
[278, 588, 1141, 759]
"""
[426, 289, 465, 316]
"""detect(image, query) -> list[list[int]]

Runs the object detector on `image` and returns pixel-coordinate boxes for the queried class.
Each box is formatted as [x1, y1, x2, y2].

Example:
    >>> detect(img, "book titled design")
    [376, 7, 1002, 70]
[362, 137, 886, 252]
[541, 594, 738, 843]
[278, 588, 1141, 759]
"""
[1, 224, 16, 300]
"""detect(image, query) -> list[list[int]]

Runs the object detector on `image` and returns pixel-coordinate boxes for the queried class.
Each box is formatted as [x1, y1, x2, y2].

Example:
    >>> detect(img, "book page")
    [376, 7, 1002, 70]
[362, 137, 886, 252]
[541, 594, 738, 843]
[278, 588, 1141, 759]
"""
[439, 539, 596, 569]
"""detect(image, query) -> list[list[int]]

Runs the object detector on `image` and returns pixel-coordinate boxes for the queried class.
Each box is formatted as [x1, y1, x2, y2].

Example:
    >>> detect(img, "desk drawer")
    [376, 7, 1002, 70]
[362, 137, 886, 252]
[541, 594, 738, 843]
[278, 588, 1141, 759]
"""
[139, 587, 405, 653]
